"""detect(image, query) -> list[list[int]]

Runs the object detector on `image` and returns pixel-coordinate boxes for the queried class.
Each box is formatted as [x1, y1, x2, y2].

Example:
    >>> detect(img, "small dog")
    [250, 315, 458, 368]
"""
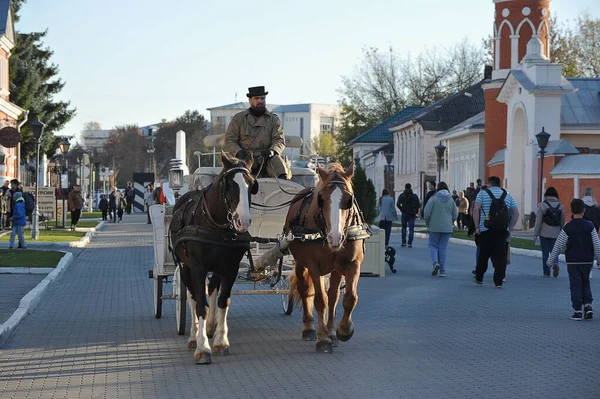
[385, 246, 396, 273]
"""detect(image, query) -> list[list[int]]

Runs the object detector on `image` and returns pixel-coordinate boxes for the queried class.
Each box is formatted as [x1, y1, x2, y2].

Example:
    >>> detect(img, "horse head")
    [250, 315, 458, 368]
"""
[220, 151, 259, 233]
[316, 162, 355, 250]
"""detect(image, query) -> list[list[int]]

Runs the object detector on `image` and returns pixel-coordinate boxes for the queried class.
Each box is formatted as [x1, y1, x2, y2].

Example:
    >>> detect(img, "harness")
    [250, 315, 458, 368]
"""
[287, 176, 372, 244]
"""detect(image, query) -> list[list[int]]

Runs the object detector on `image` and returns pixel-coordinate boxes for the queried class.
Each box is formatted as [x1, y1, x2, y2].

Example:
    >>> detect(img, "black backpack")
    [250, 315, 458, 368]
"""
[584, 205, 600, 230]
[23, 192, 35, 216]
[542, 201, 562, 226]
[483, 189, 509, 231]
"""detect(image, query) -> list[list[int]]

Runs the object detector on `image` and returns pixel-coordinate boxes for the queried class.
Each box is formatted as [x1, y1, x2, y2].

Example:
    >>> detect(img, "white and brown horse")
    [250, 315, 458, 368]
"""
[285, 163, 368, 353]
[170, 151, 258, 364]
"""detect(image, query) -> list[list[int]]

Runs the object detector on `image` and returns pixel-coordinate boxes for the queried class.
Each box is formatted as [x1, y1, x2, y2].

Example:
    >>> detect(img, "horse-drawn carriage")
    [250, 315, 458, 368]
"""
[150, 134, 375, 363]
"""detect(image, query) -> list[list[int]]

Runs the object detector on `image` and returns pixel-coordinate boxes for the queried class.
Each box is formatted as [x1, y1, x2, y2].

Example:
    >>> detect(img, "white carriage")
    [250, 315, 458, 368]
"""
[149, 134, 319, 334]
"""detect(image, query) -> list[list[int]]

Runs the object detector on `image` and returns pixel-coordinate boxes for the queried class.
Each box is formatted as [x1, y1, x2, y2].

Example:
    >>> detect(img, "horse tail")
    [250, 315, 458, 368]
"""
[288, 261, 311, 307]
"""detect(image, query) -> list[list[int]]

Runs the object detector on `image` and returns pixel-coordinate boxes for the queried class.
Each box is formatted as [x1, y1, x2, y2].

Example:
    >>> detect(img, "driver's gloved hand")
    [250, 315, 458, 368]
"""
[261, 149, 275, 159]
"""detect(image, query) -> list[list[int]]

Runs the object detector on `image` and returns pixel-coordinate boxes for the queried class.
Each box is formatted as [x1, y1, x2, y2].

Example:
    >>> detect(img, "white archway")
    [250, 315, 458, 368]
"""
[506, 105, 528, 221]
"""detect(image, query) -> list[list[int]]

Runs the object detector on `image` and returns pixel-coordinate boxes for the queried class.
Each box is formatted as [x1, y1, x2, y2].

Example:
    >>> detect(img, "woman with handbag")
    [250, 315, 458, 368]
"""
[376, 188, 397, 248]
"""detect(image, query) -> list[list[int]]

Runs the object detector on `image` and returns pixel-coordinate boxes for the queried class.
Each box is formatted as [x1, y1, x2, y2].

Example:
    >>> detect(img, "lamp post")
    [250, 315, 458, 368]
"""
[169, 158, 184, 201]
[30, 115, 45, 240]
[535, 127, 551, 203]
[434, 143, 447, 183]
[384, 152, 393, 194]
[58, 138, 71, 228]
[147, 138, 155, 175]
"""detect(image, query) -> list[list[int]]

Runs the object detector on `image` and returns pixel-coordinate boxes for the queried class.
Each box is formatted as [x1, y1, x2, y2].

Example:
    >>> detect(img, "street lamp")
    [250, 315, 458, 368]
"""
[535, 126, 551, 203]
[434, 143, 447, 183]
[147, 138, 155, 175]
[29, 115, 45, 240]
[384, 152, 393, 194]
[168, 158, 184, 200]
[58, 137, 71, 228]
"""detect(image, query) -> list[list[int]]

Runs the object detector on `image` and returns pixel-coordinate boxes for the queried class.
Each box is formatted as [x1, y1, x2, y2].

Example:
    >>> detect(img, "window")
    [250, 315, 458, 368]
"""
[320, 117, 334, 134]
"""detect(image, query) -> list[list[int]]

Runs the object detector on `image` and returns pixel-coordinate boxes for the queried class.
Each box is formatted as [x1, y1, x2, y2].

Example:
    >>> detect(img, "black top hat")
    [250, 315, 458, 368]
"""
[247, 86, 268, 98]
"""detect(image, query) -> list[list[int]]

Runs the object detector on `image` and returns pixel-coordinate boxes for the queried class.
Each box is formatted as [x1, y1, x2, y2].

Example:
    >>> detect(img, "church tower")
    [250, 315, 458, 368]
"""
[483, 0, 550, 178]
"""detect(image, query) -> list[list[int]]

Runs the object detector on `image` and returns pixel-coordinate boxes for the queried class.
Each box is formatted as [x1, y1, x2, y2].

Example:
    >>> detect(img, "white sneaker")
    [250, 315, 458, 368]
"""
[439, 270, 447, 277]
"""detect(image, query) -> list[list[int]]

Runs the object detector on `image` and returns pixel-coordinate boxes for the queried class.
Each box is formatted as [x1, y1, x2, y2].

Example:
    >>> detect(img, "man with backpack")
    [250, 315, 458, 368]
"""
[533, 187, 564, 277]
[397, 183, 421, 248]
[472, 176, 520, 288]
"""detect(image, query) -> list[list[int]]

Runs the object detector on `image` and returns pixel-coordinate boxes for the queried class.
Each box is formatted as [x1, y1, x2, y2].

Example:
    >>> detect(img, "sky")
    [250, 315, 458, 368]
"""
[15, 0, 600, 141]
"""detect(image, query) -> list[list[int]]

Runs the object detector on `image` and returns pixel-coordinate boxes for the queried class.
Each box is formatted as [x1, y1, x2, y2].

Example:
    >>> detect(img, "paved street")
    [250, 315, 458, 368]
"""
[1, 215, 599, 398]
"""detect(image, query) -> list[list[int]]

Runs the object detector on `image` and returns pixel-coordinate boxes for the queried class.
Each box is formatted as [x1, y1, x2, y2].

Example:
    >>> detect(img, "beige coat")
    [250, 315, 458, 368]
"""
[224, 109, 291, 178]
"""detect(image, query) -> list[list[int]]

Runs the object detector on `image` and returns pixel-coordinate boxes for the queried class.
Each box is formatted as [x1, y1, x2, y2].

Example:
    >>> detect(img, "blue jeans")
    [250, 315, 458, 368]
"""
[428, 232, 451, 270]
[567, 264, 593, 310]
[540, 237, 557, 275]
[9, 225, 25, 248]
[401, 213, 416, 245]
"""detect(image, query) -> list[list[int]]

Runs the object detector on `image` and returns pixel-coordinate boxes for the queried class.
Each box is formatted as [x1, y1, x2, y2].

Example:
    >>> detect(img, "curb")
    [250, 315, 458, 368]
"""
[0, 267, 54, 274]
[1, 221, 104, 249]
[0, 251, 74, 346]
[414, 232, 567, 262]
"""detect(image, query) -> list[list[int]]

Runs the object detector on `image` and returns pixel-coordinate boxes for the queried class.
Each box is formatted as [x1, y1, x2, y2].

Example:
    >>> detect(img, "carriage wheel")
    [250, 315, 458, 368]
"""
[154, 276, 163, 319]
[277, 276, 294, 315]
[174, 267, 187, 335]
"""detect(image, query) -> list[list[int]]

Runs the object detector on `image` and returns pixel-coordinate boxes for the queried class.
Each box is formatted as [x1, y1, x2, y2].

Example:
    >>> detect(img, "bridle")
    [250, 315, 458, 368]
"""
[202, 166, 257, 230]
[315, 176, 355, 244]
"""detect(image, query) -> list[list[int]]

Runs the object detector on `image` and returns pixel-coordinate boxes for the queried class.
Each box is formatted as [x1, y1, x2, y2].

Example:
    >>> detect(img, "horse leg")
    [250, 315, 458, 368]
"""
[180, 266, 198, 350]
[337, 264, 359, 342]
[295, 264, 316, 341]
[326, 271, 343, 347]
[212, 275, 235, 356]
[191, 266, 212, 364]
[309, 269, 332, 353]
[206, 275, 221, 339]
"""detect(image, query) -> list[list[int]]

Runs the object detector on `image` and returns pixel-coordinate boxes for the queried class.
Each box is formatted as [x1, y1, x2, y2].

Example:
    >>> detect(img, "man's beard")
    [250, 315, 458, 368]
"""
[249, 106, 266, 117]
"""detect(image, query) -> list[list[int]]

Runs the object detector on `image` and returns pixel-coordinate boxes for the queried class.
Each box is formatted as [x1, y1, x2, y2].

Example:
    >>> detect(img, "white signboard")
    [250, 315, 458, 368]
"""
[37, 187, 57, 218]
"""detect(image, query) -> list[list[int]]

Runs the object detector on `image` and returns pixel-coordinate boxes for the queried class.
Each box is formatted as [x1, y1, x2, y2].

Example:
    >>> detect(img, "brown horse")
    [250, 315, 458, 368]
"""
[170, 151, 258, 364]
[285, 162, 368, 353]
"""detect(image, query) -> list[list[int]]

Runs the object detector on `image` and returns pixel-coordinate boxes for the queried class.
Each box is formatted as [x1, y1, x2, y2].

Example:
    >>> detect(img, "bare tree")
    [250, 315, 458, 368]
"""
[82, 121, 102, 131]
[576, 13, 600, 77]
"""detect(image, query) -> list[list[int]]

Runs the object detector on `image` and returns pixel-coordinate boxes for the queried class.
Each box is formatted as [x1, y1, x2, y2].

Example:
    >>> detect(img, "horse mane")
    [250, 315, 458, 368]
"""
[315, 163, 354, 194]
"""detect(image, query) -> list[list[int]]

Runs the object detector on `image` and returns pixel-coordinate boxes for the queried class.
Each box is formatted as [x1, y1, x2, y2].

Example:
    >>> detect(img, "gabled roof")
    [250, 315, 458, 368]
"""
[0, 0, 14, 44]
[272, 104, 310, 113]
[488, 149, 505, 167]
[550, 154, 600, 176]
[390, 81, 486, 132]
[540, 139, 579, 156]
[436, 111, 485, 139]
[348, 106, 424, 145]
[561, 78, 600, 129]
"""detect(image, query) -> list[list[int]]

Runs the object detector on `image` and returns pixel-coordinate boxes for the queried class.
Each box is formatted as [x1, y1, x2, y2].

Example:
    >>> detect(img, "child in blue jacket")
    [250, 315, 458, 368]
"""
[9, 191, 27, 249]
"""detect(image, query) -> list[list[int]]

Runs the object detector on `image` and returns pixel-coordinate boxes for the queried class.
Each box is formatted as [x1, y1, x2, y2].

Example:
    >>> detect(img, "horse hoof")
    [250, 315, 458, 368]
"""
[187, 340, 197, 350]
[194, 351, 212, 364]
[329, 335, 340, 347]
[302, 330, 317, 341]
[336, 325, 355, 342]
[316, 341, 333, 353]
[213, 345, 230, 356]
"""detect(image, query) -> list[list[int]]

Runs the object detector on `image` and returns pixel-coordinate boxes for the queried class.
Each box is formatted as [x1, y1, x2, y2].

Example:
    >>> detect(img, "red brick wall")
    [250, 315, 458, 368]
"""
[483, 87, 507, 179]
[488, 164, 505, 182]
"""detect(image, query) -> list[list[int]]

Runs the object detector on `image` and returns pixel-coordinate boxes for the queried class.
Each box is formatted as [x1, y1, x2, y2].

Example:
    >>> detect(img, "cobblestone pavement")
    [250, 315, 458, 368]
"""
[0, 215, 598, 398]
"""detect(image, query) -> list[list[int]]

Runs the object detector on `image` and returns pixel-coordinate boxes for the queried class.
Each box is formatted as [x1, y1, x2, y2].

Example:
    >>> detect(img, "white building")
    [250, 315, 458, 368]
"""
[207, 102, 340, 156]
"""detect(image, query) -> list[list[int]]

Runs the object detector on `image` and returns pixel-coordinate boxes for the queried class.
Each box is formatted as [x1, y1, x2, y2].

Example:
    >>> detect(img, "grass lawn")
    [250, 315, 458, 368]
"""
[67, 211, 102, 219]
[0, 249, 65, 267]
[0, 228, 86, 242]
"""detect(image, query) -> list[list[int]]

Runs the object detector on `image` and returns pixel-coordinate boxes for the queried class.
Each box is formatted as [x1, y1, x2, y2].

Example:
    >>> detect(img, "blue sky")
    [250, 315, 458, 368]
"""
[15, 0, 600, 139]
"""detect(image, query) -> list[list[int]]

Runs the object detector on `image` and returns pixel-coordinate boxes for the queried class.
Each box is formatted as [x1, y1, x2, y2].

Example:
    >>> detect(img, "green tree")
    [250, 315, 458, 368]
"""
[352, 161, 377, 224]
[575, 13, 600, 77]
[10, 2, 76, 160]
[311, 131, 337, 159]
[335, 103, 377, 166]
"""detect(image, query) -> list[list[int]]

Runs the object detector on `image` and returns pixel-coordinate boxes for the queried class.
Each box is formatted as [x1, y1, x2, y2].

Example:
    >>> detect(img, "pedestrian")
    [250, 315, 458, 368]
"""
[456, 191, 469, 230]
[533, 187, 564, 277]
[0, 190, 6, 230]
[67, 184, 84, 230]
[424, 182, 458, 277]
[547, 198, 600, 320]
[422, 181, 436, 216]
[98, 194, 109, 221]
[117, 192, 127, 222]
[8, 192, 27, 249]
[466, 182, 477, 214]
[108, 188, 117, 223]
[125, 182, 135, 214]
[376, 188, 397, 248]
[582, 187, 600, 231]
[472, 176, 520, 288]
[396, 183, 420, 248]
[144, 184, 154, 224]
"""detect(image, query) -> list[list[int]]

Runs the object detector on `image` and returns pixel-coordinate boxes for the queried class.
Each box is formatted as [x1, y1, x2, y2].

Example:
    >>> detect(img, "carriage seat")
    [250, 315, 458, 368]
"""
[199, 134, 316, 188]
